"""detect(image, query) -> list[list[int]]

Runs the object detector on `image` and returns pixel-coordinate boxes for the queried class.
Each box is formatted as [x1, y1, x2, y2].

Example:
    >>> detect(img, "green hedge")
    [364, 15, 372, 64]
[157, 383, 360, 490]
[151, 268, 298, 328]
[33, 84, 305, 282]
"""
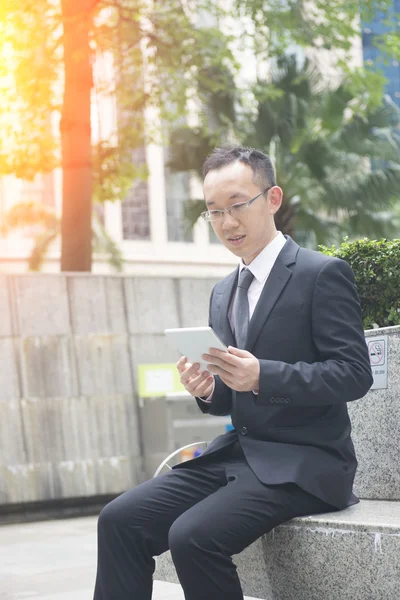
[319, 238, 400, 330]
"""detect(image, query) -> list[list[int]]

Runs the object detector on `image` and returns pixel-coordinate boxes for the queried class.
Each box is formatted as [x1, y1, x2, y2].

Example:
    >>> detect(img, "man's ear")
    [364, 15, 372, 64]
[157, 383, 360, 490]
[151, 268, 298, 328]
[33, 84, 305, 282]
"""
[269, 186, 283, 214]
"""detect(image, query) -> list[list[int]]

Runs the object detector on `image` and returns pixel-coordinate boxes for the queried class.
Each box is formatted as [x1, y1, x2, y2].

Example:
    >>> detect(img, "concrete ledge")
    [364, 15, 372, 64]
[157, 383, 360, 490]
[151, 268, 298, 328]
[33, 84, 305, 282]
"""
[155, 500, 400, 600]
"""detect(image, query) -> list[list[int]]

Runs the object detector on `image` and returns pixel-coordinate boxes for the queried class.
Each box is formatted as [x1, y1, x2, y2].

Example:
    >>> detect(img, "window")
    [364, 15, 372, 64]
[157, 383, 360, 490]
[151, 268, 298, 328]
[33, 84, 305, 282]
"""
[121, 147, 150, 240]
[164, 147, 193, 243]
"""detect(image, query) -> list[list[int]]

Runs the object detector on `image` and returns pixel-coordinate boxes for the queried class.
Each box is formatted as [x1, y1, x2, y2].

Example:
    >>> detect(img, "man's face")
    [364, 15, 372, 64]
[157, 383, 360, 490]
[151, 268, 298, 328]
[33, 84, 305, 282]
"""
[203, 161, 282, 265]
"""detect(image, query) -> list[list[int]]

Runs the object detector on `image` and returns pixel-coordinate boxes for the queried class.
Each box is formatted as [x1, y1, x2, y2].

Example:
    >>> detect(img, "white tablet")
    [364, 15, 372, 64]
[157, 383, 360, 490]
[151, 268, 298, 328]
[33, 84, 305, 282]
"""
[164, 326, 228, 370]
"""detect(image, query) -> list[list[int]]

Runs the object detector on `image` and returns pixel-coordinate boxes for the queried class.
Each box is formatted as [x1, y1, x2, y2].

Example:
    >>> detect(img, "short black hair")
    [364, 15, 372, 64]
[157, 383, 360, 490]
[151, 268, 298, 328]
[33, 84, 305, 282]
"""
[202, 145, 276, 191]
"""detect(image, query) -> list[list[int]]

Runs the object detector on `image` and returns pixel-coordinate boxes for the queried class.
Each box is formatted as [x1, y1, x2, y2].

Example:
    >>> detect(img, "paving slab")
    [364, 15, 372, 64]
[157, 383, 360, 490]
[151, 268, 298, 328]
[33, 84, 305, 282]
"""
[0, 516, 261, 600]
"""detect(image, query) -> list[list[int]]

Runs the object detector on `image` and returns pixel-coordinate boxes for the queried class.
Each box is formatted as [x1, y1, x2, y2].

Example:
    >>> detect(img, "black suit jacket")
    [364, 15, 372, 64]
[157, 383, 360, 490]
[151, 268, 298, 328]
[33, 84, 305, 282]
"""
[177, 236, 373, 509]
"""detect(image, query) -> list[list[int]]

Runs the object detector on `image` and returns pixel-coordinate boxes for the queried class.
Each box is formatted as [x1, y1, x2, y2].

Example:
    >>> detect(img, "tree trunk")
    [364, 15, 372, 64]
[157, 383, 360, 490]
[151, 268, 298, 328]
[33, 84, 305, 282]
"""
[60, 0, 93, 271]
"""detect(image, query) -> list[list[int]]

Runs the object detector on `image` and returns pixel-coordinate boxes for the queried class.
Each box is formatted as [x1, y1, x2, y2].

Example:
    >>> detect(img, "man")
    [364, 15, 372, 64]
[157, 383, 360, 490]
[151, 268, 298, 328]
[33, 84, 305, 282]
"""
[93, 146, 373, 600]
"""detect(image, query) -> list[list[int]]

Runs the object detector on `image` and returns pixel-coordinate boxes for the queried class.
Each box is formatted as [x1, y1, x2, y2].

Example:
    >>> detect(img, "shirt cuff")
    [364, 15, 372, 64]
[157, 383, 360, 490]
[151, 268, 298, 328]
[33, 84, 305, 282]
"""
[199, 380, 215, 403]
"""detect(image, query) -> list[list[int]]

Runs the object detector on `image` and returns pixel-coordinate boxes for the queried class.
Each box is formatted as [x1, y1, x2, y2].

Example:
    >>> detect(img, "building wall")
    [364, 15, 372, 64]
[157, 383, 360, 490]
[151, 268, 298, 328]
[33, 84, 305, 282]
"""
[0, 273, 219, 506]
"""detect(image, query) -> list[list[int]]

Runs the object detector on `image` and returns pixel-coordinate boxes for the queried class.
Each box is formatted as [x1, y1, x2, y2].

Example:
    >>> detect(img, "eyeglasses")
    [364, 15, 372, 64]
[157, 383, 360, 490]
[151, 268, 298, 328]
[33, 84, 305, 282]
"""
[201, 187, 271, 222]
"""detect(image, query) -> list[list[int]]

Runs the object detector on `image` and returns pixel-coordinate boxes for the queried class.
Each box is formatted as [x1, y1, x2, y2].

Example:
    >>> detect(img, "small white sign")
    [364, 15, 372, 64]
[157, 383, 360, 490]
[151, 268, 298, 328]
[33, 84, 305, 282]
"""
[145, 369, 174, 395]
[368, 335, 388, 390]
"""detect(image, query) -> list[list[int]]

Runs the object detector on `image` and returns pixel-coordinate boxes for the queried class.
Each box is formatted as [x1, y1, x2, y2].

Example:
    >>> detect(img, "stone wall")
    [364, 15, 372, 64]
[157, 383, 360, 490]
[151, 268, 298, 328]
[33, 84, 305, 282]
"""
[0, 274, 218, 505]
[350, 325, 400, 500]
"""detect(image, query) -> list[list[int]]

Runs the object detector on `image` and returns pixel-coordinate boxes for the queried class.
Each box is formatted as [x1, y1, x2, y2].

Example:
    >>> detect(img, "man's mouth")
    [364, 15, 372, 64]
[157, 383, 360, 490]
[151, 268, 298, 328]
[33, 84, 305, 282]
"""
[227, 235, 246, 245]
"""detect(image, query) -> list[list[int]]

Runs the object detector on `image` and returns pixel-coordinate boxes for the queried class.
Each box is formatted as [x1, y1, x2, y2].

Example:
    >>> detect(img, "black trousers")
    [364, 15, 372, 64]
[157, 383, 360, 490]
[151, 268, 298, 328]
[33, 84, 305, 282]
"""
[93, 442, 332, 600]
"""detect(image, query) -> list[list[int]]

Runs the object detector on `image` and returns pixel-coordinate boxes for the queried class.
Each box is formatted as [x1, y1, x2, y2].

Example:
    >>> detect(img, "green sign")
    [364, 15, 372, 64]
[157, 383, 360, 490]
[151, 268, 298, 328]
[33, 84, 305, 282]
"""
[137, 363, 186, 397]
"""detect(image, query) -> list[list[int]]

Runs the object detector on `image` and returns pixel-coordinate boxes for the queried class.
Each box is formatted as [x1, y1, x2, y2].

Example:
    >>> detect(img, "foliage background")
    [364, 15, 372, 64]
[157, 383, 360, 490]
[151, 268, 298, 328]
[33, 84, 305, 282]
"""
[320, 238, 400, 329]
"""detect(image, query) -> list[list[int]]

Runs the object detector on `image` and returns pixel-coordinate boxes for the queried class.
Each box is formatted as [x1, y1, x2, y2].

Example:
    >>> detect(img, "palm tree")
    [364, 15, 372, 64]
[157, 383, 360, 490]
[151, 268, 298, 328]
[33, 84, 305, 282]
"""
[0, 201, 123, 271]
[168, 56, 400, 246]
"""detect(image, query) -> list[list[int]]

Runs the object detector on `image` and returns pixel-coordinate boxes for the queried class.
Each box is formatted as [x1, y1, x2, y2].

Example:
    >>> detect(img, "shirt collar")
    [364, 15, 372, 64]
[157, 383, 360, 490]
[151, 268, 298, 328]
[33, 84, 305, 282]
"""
[239, 231, 286, 284]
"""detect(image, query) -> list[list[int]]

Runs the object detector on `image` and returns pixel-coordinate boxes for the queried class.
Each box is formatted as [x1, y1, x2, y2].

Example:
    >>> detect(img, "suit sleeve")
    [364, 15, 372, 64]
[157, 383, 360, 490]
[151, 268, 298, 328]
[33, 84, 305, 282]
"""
[255, 258, 373, 407]
[195, 287, 233, 416]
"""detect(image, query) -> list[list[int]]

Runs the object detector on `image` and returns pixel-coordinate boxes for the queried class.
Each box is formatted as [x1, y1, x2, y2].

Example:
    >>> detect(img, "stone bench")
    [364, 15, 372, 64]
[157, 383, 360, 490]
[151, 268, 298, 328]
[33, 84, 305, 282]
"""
[156, 499, 400, 600]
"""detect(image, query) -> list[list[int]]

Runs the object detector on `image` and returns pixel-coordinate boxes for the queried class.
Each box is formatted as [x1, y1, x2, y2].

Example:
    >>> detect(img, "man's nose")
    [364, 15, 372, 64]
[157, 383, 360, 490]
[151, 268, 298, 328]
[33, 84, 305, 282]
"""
[221, 211, 240, 230]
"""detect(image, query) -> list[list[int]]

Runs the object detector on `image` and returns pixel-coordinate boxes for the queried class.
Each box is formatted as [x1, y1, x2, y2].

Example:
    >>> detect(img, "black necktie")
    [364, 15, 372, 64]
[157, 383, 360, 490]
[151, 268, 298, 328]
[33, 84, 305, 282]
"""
[234, 268, 254, 349]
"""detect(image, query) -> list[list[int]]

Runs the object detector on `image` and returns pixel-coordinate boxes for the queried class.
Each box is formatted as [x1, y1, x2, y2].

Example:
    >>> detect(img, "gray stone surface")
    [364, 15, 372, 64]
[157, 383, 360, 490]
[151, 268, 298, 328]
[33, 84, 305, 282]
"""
[0, 398, 26, 467]
[20, 336, 79, 398]
[0, 338, 21, 400]
[125, 278, 181, 334]
[0, 391, 142, 504]
[156, 500, 400, 600]
[19, 394, 140, 463]
[178, 278, 218, 327]
[74, 335, 132, 396]
[0, 275, 14, 336]
[1, 453, 141, 504]
[0, 516, 261, 600]
[68, 275, 127, 334]
[350, 326, 400, 500]
[130, 333, 179, 369]
[12, 275, 71, 336]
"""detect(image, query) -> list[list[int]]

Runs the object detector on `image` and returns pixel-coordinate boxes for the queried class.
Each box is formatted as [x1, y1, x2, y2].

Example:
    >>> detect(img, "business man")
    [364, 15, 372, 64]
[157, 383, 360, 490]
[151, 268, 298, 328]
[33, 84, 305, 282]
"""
[93, 146, 373, 600]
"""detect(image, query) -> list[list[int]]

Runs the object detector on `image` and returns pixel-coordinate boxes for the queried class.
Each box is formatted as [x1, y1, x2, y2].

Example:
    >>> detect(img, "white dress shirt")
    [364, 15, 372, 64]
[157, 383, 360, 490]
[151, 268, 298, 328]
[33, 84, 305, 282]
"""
[229, 231, 286, 330]
[201, 231, 286, 401]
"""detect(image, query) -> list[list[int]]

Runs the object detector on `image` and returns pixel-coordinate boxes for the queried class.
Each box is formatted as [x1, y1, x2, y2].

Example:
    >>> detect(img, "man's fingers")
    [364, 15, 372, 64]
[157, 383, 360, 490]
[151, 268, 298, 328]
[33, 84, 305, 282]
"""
[179, 361, 199, 382]
[176, 356, 188, 373]
[202, 352, 238, 370]
[190, 375, 214, 397]
[186, 371, 213, 395]
[207, 360, 236, 375]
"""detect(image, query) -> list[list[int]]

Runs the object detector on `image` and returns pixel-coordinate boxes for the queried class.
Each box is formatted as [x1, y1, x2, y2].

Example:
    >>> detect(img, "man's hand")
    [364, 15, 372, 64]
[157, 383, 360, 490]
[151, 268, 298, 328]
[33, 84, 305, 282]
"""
[176, 357, 214, 398]
[202, 346, 260, 393]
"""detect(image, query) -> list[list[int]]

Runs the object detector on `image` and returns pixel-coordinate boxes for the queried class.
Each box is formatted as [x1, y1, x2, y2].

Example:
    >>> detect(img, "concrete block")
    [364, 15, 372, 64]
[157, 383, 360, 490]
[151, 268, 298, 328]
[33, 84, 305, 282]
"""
[171, 419, 230, 450]
[143, 451, 172, 480]
[12, 275, 70, 336]
[0, 338, 21, 400]
[178, 278, 219, 327]
[0, 276, 14, 336]
[124, 278, 180, 334]
[350, 326, 400, 500]
[130, 334, 179, 371]
[0, 454, 142, 504]
[0, 399, 26, 466]
[140, 397, 171, 454]
[54, 454, 142, 498]
[2, 393, 142, 503]
[19, 397, 66, 464]
[74, 335, 132, 396]
[68, 276, 127, 335]
[156, 500, 400, 600]
[167, 398, 203, 420]
[20, 336, 78, 398]
[49, 394, 140, 462]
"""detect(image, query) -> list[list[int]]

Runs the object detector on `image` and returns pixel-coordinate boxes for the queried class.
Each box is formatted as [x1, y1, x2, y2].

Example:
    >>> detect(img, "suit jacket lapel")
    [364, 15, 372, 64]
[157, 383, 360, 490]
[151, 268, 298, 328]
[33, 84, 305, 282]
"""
[246, 236, 299, 352]
[215, 267, 238, 347]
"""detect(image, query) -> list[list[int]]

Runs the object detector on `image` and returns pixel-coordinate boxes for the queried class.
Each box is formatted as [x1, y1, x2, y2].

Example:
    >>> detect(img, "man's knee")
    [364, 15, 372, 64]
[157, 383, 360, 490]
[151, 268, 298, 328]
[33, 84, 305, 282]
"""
[97, 497, 121, 533]
[168, 518, 191, 562]
[168, 515, 211, 561]
[97, 490, 140, 532]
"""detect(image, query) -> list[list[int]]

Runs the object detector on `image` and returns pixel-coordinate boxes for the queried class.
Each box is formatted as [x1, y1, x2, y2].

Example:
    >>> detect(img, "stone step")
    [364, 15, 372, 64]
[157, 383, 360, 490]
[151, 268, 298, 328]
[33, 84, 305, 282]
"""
[155, 499, 400, 600]
[153, 581, 262, 600]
